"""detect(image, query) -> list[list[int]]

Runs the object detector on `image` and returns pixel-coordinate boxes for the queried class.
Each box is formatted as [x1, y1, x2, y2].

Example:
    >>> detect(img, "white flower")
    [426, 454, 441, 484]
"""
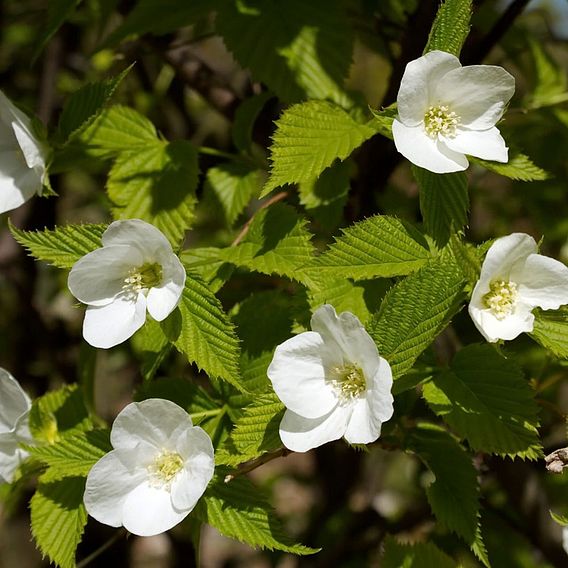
[267, 305, 394, 452]
[0, 368, 33, 483]
[0, 90, 49, 214]
[68, 219, 186, 349]
[563, 526, 568, 556]
[84, 398, 214, 537]
[392, 50, 515, 174]
[469, 233, 568, 342]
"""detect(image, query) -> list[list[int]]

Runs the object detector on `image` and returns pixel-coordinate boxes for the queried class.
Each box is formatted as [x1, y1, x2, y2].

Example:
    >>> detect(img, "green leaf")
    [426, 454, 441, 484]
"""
[219, 203, 314, 282]
[232, 91, 275, 152]
[530, 307, 568, 358]
[30, 477, 88, 568]
[33, 0, 82, 60]
[422, 344, 542, 459]
[382, 535, 457, 568]
[407, 424, 480, 545]
[58, 66, 132, 142]
[471, 152, 549, 181]
[424, 0, 472, 57]
[413, 167, 469, 248]
[107, 139, 199, 245]
[528, 38, 568, 109]
[307, 215, 431, 280]
[368, 253, 465, 379]
[204, 164, 263, 226]
[193, 471, 318, 554]
[131, 319, 171, 382]
[216, 0, 354, 106]
[162, 274, 242, 389]
[180, 247, 234, 293]
[10, 222, 105, 269]
[262, 101, 376, 195]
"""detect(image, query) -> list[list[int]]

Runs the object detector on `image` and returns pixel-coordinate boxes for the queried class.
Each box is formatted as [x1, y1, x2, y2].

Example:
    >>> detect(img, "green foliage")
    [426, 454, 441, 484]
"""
[528, 39, 568, 109]
[423, 344, 542, 459]
[30, 477, 88, 568]
[216, 0, 353, 106]
[193, 471, 318, 554]
[307, 215, 431, 280]
[232, 91, 275, 152]
[10, 222, 105, 269]
[424, 0, 472, 57]
[131, 319, 171, 381]
[413, 167, 469, 248]
[34, 0, 82, 60]
[530, 307, 568, 358]
[180, 247, 234, 293]
[262, 101, 376, 195]
[471, 153, 549, 181]
[161, 274, 242, 389]
[382, 536, 456, 568]
[368, 253, 465, 379]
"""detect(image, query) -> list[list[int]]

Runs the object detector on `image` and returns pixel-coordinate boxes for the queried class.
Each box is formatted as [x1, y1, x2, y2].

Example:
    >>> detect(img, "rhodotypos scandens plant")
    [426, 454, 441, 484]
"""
[84, 398, 214, 536]
[0, 90, 48, 214]
[392, 50, 515, 173]
[267, 305, 394, 452]
[0, 368, 33, 483]
[68, 219, 186, 349]
[469, 233, 568, 342]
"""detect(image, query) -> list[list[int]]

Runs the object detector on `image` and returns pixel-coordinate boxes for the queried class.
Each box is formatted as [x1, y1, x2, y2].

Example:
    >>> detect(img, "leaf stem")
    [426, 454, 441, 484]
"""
[223, 447, 291, 483]
[77, 529, 127, 568]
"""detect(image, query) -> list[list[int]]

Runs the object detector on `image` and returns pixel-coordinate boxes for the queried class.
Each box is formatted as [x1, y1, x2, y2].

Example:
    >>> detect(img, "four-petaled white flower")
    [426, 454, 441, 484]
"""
[84, 398, 215, 537]
[392, 50, 515, 174]
[0, 89, 49, 214]
[0, 368, 33, 483]
[267, 305, 394, 452]
[68, 219, 186, 349]
[468, 233, 568, 343]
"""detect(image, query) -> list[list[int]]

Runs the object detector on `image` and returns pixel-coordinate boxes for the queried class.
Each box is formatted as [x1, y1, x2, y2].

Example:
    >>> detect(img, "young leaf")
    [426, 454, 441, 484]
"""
[161, 274, 242, 390]
[193, 470, 318, 555]
[232, 91, 275, 152]
[131, 319, 172, 382]
[424, 0, 472, 57]
[413, 166, 469, 248]
[107, 139, 199, 245]
[30, 477, 88, 568]
[471, 153, 549, 181]
[530, 307, 568, 358]
[529, 39, 568, 109]
[10, 222, 105, 269]
[33, 0, 82, 60]
[306, 215, 431, 280]
[216, 0, 353, 106]
[180, 247, 234, 293]
[422, 344, 542, 459]
[262, 101, 376, 195]
[382, 536, 457, 568]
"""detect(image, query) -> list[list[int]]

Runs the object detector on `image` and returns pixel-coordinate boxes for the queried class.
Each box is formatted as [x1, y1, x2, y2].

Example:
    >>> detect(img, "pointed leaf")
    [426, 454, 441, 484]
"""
[471, 153, 549, 181]
[530, 307, 568, 358]
[424, 0, 472, 57]
[382, 536, 456, 568]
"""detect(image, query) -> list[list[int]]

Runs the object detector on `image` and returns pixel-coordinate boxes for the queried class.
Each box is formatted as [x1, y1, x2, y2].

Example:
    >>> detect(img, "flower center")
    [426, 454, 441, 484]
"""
[328, 363, 366, 403]
[147, 450, 184, 488]
[423, 105, 460, 138]
[122, 262, 163, 300]
[483, 279, 519, 320]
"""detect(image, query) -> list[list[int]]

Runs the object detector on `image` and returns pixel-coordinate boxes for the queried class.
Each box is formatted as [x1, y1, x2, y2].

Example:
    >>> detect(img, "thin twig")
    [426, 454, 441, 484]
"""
[77, 529, 127, 568]
[224, 447, 290, 483]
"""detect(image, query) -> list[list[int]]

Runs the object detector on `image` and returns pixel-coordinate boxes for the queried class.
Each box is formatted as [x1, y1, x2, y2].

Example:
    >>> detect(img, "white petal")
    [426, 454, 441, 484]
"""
[365, 357, 395, 423]
[12, 120, 47, 172]
[68, 245, 142, 306]
[268, 331, 338, 419]
[435, 65, 515, 129]
[442, 127, 508, 163]
[146, 260, 185, 321]
[279, 405, 349, 452]
[111, 399, 193, 451]
[468, 301, 535, 342]
[518, 254, 568, 310]
[0, 440, 27, 483]
[122, 482, 189, 536]
[102, 219, 173, 259]
[397, 51, 461, 126]
[82, 295, 147, 348]
[392, 120, 468, 173]
[84, 449, 147, 528]
[0, 150, 40, 214]
[343, 398, 382, 444]
[0, 368, 31, 433]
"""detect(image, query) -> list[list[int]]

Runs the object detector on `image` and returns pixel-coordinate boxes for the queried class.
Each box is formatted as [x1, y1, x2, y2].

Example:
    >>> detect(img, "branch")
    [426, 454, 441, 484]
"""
[223, 447, 291, 483]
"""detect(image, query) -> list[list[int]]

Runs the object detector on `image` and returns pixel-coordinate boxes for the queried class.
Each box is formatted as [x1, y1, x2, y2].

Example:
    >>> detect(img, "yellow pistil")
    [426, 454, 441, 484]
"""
[423, 105, 460, 138]
[483, 279, 519, 320]
[328, 363, 366, 403]
[122, 262, 163, 299]
[147, 450, 184, 488]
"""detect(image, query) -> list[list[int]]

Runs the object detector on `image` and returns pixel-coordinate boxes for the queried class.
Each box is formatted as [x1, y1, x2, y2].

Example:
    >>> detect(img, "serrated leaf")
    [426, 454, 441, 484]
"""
[180, 247, 234, 293]
[58, 66, 132, 142]
[193, 470, 318, 555]
[33, 0, 82, 60]
[10, 222, 105, 269]
[382, 535, 457, 568]
[204, 164, 263, 226]
[232, 91, 275, 152]
[217, 0, 353, 106]
[307, 215, 431, 281]
[30, 477, 87, 568]
[161, 274, 242, 389]
[219, 203, 314, 281]
[262, 101, 376, 195]
[529, 39, 567, 109]
[131, 319, 171, 381]
[368, 253, 465, 379]
[530, 307, 568, 358]
[107, 139, 199, 245]
[471, 152, 549, 181]
[423, 344, 542, 459]
[424, 0, 472, 57]
[413, 167, 469, 248]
